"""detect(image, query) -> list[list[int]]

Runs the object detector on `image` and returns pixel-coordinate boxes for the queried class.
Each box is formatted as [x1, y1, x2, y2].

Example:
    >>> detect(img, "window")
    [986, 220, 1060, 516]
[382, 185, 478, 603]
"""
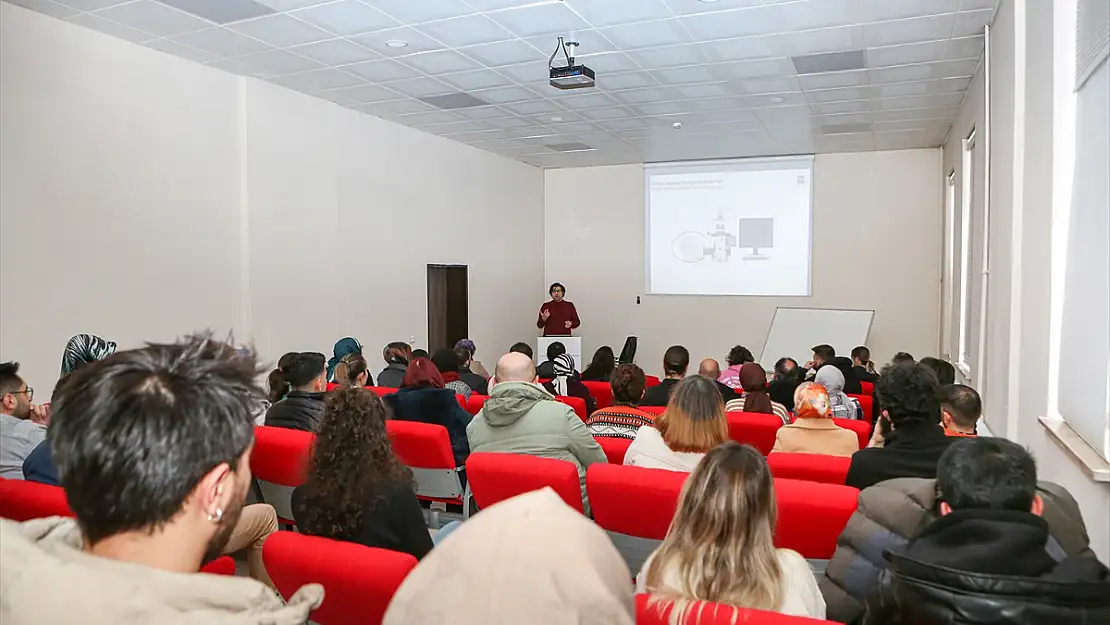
[957, 130, 977, 375]
[941, 171, 957, 359]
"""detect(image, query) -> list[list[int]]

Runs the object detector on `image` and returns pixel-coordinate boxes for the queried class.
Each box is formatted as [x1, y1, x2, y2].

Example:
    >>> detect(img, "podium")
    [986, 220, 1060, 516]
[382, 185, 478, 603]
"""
[537, 336, 582, 372]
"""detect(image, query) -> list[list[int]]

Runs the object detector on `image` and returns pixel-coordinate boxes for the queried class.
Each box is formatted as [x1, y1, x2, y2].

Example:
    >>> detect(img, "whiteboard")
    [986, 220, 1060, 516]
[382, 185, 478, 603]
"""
[759, 307, 875, 370]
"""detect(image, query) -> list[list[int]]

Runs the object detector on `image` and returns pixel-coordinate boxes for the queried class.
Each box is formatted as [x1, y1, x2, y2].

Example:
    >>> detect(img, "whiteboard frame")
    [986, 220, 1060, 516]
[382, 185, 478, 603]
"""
[758, 306, 876, 369]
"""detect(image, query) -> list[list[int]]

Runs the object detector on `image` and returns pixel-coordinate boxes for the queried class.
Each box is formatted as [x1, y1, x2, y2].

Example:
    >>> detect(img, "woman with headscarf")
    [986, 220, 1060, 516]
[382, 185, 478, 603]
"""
[724, 363, 790, 424]
[542, 353, 596, 414]
[382, 488, 635, 625]
[815, 365, 863, 420]
[327, 337, 370, 385]
[772, 383, 860, 457]
[377, 342, 412, 389]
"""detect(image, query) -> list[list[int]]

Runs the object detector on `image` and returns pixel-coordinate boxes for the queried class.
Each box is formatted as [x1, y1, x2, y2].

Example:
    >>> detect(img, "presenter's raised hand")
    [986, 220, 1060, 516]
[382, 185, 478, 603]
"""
[541, 309, 551, 322]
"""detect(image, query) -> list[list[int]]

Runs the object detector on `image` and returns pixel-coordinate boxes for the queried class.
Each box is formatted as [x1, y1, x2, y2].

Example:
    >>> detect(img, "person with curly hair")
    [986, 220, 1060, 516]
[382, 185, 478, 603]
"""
[291, 388, 437, 560]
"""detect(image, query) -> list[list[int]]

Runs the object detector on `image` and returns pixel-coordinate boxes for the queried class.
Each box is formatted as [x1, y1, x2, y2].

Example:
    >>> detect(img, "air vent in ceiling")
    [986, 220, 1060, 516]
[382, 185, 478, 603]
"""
[419, 93, 490, 110]
[823, 122, 873, 135]
[545, 142, 594, 152]
[791, 50, 866, 75]
[160, 0, 275, 24]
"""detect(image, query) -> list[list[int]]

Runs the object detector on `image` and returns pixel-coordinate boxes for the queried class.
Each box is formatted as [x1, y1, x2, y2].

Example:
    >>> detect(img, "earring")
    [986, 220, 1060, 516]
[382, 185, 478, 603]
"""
[207, 507, 224, 523]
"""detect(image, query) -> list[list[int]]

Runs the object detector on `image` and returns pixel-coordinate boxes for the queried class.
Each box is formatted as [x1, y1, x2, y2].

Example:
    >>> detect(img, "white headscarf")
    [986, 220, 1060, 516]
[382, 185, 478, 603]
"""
[815, 365, 852, 409]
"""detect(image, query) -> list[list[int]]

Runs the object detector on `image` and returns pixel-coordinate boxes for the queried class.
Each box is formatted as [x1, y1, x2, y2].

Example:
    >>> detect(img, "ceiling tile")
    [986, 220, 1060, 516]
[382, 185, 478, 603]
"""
[223, 48, 324, 76]
[502, 99, 563, 115]
[864, 14, 957, 47]
[228, 13, 331, 47]
[929, 59, 979, 78]
[736, 76, 801, 94]
[400, 49, 481, 75]
[869, 80, 936, 97]
[256, 0, 332, 9]
[573, 51, 640, 73]
[869, 63, 935, 84]
[739, 91, 805, 107]
[171, 27, 273, 57]
[10, 0, 81, 16]
[422, 120, 496, 135]
[437, 69, 515, 91]
[598, 19, 692, 50]
[699, 35, 779, 62]
[609, 86, 683, 105]
[395, 110, 465, 126]
[93, 0, 212, 37]
[291, 1, 398, 37]
[797, 69, 868, 90]
[288, 38, 380, 65]
[710, 57, 796, 80]
[384, 76, 456, 97]
[579, 107, 637, 121]
[867, 40, 949, 67]
[485, 117, 533, 129]
[597, 71, 657, 90]
[809, 99, 872, 115]
[958, 0, 998, 10]
[458, 39, 544, 66]
[470, 85, 541, 104]
[267, 67, 364, 91]
[937, 76, 972, 92]
[345, 58, 422, 82]
[356, 98, 435, 115]
[320, 83, 403, 103]
[777, 25, 865, 57]
[365, 0, 475, 24]
[805, 85, 869, 102]
[417, 14, 514, 47]
[67, 12, 155, 42]
[626, 44, 710, 70]
[207, 56, 270, 77]
[636, 101, 687, 116]
[486, 2, 589, 38]
[524, 28, 616, 57]
[947, 35, 984, 59]
[952, 8, 994, 37]
[144, 36, 219, 62]
[349, 26, 444, 56]
[451, 106, 514, 120]
[554, 92, 621, 109]
[567, 0, 672, 27]
[651, 65, 720, 85]
[675, 83, 733, 98]
[862, 0, 958, 21]
[158, 0, 275, 24]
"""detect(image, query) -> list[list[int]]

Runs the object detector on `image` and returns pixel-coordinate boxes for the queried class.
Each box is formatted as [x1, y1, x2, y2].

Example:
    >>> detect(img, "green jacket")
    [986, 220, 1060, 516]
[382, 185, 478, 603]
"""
[466, 381, 607, 513]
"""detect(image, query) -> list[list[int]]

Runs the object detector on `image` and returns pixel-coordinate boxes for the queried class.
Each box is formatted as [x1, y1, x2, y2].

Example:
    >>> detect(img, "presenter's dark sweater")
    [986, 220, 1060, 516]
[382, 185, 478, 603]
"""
[537, 300, 580, 336]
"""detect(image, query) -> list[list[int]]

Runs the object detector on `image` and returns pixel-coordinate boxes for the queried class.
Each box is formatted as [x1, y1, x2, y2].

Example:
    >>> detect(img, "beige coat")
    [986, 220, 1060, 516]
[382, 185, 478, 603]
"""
[0, 517, 323, 624]
[771, 418, 859, 457]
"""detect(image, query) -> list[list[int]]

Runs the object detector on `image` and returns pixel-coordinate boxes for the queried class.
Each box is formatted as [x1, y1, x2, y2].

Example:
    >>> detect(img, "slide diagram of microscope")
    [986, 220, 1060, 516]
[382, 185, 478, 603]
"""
[670, 213, 774, 263]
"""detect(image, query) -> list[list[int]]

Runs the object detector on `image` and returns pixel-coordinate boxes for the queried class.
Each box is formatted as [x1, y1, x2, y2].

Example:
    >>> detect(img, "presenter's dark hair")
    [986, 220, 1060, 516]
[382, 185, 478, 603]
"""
[549, 282, 565, 295]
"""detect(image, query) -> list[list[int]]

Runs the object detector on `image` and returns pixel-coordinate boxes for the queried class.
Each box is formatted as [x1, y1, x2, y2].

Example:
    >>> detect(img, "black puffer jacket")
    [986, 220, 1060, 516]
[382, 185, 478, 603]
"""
[264, 391, 326, 432]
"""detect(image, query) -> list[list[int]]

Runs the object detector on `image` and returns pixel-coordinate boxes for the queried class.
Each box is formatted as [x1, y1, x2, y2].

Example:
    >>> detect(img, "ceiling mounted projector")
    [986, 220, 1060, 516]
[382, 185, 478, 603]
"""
[549, 37, 595, 90]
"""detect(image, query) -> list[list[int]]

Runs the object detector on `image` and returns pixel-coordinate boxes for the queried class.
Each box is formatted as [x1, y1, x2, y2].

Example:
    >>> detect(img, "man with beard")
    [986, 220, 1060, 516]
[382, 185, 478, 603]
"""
[0, 337, 322, 623]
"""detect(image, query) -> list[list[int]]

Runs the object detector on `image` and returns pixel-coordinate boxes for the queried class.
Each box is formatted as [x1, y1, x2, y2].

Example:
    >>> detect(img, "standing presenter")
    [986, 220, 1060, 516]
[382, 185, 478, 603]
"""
[537, 282, 580, 337]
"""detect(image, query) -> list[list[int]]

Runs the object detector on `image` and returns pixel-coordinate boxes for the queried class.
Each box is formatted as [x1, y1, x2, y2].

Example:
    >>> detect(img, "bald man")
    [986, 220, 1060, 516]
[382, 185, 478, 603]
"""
[698, 357, 740, 402]
[466, 352, 606, 513]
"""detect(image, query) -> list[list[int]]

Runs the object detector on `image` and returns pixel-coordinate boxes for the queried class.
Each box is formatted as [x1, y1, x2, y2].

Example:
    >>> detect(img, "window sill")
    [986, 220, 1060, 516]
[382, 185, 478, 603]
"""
[1038, 416, 1110, 483]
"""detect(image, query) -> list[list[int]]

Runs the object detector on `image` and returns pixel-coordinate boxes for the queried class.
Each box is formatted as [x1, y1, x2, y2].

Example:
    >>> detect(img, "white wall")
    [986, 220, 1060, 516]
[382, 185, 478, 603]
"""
[544, 150, 943, 377]
[0, 3, 544, 392]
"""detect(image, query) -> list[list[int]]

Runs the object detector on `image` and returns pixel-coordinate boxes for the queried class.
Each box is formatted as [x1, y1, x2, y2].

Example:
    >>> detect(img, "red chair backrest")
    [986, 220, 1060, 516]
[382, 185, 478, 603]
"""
[635, 594, 835, 624]
[555, 395, 588, 421]
[466, 394, 488, 416]
[385, 420, 455, 469]
[465, 452, 584, 513]
[640, 406, 665, 416]
[200, 556, 238, 576]
[263, 531, 416, 625]
[581, 381, 614, 409]
[847, 394, 873, 424]
[775, 478, 858, 559]
[252, 426, 313, 487]
[326, 382, 339, 392]
[767, 453, 852, 485]
[593, 436, 633, 464]
[645, 375, 662, 387]
[0, 478, 73, 521]
[365, 386, 398, 397]
[860, 381, 875, 395]
[588, 463, 686, 540]
[726, 412, 784, 455]
[828, 418, 870, 449]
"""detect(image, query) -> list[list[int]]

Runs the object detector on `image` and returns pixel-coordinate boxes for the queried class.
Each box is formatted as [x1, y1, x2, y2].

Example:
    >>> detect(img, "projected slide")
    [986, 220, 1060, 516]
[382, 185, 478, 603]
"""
[646, 156, 814, 296]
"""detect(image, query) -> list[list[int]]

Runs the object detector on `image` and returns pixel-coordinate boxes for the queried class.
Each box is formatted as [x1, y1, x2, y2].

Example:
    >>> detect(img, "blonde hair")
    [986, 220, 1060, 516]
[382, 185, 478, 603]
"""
[793, 382, 832, 419]
[657, 376, 728, 453]
[644, 442, 782, 625]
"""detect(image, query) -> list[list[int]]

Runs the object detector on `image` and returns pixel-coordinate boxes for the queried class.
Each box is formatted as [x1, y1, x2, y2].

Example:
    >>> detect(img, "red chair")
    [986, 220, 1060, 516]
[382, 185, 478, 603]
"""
[860, 381, 875, 396]
[385, 420, 469, 524]
[775, 478, 858, 559]
[555, 395, 588, 422]
[726, 412, 784, 456]
[326, 382, 339, 392]
[636, 594, 835, 624]
[581, 381, 614, 410]
[465, 452, 584, 513]
[200, 556, 238, 576]
[830, 417, 870, 449]
[252, 426, 314, 524]
[767, 453, 852, 485]
[593, 436, 633, 464]
[640, 406, 665, 416]
[588, 463, 686, 572]
[465, 394, 488, 416]
[365, 386, 399, 397]
[645, 375, 662, 387]
[455, 394, 466, 410]
[263, 531, 417, 625]
[847, 394, 873, 424]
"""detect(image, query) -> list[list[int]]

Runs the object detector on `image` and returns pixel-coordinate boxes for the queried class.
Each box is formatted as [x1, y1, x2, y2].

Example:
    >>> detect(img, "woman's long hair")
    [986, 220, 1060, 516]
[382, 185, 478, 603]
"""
[298, 388, 412, 540]
[645, 442, 782, 625]
[657, 376, 728, 453]
[334, 352, 369, 388]
[581, 346, 616, 381]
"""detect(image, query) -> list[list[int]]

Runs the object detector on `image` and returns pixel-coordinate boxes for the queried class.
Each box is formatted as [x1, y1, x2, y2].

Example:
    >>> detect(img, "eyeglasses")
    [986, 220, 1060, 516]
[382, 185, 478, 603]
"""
[8, 387, 33, 401]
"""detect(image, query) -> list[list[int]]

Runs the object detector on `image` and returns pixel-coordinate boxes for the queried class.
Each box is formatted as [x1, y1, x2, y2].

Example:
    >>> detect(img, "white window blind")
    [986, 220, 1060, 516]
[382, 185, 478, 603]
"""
[958, 131, 977, 374]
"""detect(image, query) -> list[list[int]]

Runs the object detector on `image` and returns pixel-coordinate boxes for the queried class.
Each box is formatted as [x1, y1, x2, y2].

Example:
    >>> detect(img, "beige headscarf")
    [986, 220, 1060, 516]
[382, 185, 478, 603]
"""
[383, 488, 635, 625]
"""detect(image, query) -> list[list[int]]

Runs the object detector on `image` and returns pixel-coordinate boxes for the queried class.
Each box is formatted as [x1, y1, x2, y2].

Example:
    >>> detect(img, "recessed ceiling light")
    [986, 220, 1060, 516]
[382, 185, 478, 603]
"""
[550, 116, 563, 122]
[698, 0, 723, 3]
[672, 122, 683, 129]
[385, 40, 408, 48]
[769, 96, 785, 104]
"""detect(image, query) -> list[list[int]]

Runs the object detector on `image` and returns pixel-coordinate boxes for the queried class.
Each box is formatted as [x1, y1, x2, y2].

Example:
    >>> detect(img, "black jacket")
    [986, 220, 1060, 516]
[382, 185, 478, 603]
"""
[264, 391, 327, 432]
[383, 387, 472, 466]
[377, 363, 407, 389]
[846, 421, 955, 490]
[291, 479, 433, 561]
[769, 378, 803, 411]
[458, 367, 488, 395]
[853, 365, 880, 384]
[536, 360, 556, 379]
[864, 509, 1110, 625]
[640, 378, 680, 407]
[541, 378, 597, 414]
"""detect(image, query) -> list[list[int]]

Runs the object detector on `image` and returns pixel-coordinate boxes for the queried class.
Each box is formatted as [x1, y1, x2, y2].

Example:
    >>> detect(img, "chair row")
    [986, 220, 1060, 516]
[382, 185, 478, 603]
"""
[631, 410, 869, 455]
[329, 385, 592, 422]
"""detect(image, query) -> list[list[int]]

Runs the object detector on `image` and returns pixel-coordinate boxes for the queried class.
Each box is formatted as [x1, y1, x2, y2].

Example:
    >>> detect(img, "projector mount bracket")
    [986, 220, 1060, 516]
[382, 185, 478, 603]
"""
[548, 36, 579, 69]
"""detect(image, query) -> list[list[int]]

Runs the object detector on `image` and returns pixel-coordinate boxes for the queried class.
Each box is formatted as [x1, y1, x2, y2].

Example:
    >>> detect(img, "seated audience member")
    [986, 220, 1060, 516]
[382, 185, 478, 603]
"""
[864, 438, 1110, 625]
[769, 359, 805, 411]
[638, 442, 825, 620]
[0, 337, 322, 622]
[940, 384, 980, 436]
[509, 341, 534, 360]
[717, 345, 755, 390]
[263, 352, 328, 432]
[0, 362, 47, 479]
[327, 336, 369, 385]
[829, 356, 864, 394]
[332, 352, 370, 389]
[411, 349, 430, 359]
[581, 346, 616, 382]
[586, 364, 656, 440]
[454, 346, 489, 395]
[293, 388, 435, 560]
[851, 346, 880, 383]
[771, 383, 859, 457]
[377, 342, 412, 389]
[806, 344, 836, 379]
[815, 366, 862, 420]
[890, 351, 915, 365]
[536, 341, 567, 379]
[454, 339, 490, 379]
[725, 363, 790, 423]
[625, 376, 728, 472]
[641, 345, 690, 407]
[543, 354, 597, 414]
[919, 356, 956, 386]
[845, 363, 954, 490]
[382, 489, 635, 625]
[431, 348, 473, 400]
[384, 358, 472, 466]
[698, 358, 740, 402]
[467, 353, 606, 513]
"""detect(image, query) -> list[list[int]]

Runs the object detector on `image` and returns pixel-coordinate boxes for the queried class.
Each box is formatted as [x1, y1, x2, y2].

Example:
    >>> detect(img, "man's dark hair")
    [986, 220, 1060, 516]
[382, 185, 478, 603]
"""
[0, 361, 24, 397]
[411, 349, 429, 360]
[610, 363, 647, 404]
[876, 362, 941, 427]
[282, 352, 326, 388]
[50, 336, 261, 545]
[851, 346, 871, 363]
[546, 341, 566, 362]
[891, 351, 915, 364]
[919, 357, 956, 385]
[938, 437, 1037, 511]
[811, 344, 835, 362]
[939, 384, 981, 430]
[509, 342, 533, 359]
[663, 345, 690, 376]
[726, 345, 754, 366]
[773, 357, 798, 379]
[431, 348, 460, 374]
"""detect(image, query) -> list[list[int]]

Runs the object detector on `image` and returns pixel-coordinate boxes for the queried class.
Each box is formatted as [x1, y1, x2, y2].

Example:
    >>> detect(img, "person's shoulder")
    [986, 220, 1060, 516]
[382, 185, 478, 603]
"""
[776, 548, 812, 572]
